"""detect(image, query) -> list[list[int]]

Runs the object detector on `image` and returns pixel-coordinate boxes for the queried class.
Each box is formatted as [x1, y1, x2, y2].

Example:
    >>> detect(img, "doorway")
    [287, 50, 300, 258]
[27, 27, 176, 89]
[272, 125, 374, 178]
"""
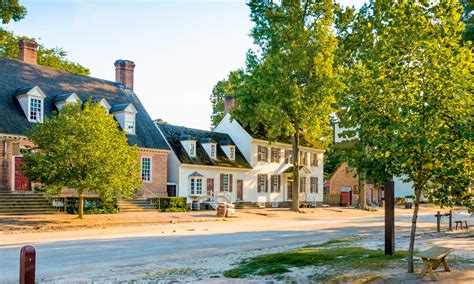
[287, 180, 293, 200]
[237, 180, 243, 201]
[14, 157, 31, 191]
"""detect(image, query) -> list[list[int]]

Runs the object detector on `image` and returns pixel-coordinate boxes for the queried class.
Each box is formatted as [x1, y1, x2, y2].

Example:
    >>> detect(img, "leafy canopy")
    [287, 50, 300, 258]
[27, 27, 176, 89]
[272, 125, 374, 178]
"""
[231, 0, 337, 149]
[0, 29, 90, 76]
[0, 0, 26, 24]
[23, 101, 143, 201]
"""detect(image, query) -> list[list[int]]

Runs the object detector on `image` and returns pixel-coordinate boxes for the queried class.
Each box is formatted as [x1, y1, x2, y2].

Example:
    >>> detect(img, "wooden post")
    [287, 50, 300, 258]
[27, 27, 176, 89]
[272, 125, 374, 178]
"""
[436, 211, 441, 232]
[384, 180, 395, 256]
[19, 245, 35, 284]
[448, 210, 452, 231]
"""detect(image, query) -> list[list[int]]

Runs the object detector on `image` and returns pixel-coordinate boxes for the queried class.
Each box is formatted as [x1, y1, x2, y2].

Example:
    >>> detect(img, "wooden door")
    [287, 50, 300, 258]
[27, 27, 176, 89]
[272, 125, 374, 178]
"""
[167, 185, 176, 197]
[340, 191, 350, 206]
[207, 178, 214, 197]
[14, 157, 31, 191]
[287, 180, 293, 200]
[237, 180, 243, 201]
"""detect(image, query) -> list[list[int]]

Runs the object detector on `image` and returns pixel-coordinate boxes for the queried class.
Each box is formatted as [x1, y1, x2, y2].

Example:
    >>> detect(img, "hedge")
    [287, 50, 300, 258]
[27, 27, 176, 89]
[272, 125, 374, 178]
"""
[151, 197, 187, 212]
[65, 197, 118, 214]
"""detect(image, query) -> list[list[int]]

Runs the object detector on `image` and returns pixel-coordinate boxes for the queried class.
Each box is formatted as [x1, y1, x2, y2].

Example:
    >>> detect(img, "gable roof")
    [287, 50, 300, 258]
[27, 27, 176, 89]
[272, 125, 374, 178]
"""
[157, 123, 251, 169]
[0, 57, 169, 150]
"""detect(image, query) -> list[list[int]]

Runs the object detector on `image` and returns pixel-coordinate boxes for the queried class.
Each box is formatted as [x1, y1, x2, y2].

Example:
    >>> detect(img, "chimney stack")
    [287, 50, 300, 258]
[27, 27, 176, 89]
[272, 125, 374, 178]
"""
[114, 60, 135, 90]
[224, 94, 237, 113]
[18, 39, 38, 65]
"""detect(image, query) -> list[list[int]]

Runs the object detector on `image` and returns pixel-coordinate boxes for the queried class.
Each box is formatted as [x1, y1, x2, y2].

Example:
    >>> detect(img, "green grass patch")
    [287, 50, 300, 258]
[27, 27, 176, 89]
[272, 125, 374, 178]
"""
[304, 237, 363, 249]
[224, 241, 408, 279]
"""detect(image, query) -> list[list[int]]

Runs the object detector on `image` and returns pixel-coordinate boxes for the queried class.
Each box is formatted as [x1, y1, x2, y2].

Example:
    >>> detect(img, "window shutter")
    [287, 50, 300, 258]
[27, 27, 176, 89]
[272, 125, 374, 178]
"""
[257, 174, 261, 192]
[265, 174, 269, 192]
[258, 145, 261, 161]
[316, 177, 319, 193]
[270, 148, 274, 163]
[229, 174, 233, 192]
[220, 174, 224, 192]
[277, 148, 281, 163]
[285, 150, 288, 164]
[264, 147, 268, 162]
[277, 175, 281, 192]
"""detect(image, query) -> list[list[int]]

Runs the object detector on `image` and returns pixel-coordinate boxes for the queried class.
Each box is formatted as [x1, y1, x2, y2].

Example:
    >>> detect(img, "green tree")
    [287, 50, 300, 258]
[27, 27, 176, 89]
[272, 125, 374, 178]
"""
[210, 77, 230, 129]
[0, 0, 26, 24]
[461, 0, 473, 45]
[230, 0, 337, 211]
[341, 0, 472, 272]
[154, 118, 169, 125]
[0, 29, 90, 75]
[23, 101, 143, 218]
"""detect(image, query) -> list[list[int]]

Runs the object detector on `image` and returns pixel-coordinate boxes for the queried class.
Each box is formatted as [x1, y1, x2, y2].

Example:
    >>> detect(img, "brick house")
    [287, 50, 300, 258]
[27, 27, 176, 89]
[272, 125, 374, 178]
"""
[0, 40, 169, 198]
[324, 162, 382, 206]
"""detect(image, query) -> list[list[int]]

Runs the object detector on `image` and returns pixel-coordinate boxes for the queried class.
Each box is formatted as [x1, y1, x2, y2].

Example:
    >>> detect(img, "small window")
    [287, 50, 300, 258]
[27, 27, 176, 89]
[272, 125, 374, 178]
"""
[271, 148, 281, 163]
[258, 174, 267, 192]
[258, 145, 267, 162]
[271, 175, 280, 192]
[141, 157, 152, 182]
[29, 98, 42, 122]
[300, 177, 307, 193]
[300, 152, 307, 166]
[222, 174, 230, 192]
[310, 177, 318, 193]
[125, 113, 136, 135]
[285, 150, 293, 164]
[190, 178, 203, 195]
[229, 146, 235, 160]
[189, 142, 196, 157]
[210, 144, 216, 158]
[310, 153, 318, 167]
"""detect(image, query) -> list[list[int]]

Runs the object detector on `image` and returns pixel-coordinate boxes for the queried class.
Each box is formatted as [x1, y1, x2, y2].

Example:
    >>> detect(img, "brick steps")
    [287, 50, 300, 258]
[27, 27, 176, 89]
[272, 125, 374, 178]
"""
[0, 193, 60, 215]
[235, 202, 262, 209]
[117, 199, 156, 212]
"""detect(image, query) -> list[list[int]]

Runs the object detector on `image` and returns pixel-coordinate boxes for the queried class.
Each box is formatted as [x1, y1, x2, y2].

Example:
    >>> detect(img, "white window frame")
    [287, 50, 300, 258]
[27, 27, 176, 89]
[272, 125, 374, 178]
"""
[272, 175, 279, 192]
[190, 177, 203, 195]
[141, 157, 152, 182]
[229, 146, 235, 160]
[258, 174, 267, 192]
[28, 97, 43, 123]
[124, 112, 136, 135]
[222, 174, 230, 192]
[210, 143, 216, 159]
[189, 142, 196, 157]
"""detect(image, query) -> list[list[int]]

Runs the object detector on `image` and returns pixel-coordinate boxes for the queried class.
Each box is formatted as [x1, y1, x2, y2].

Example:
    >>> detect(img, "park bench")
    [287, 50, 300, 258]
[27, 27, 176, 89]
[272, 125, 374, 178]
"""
[416, 246, 454, 281]
[454, 220, 468, 230]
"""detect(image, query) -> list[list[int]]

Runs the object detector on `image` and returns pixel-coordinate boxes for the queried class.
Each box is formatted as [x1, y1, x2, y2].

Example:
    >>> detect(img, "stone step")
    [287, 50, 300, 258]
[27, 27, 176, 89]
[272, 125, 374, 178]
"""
[0, 193, 59, 214]
[117, 198, 156, 212]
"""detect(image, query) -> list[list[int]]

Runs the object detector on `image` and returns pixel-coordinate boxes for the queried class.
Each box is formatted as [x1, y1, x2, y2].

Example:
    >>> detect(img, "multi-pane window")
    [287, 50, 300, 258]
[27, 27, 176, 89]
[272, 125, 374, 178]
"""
[229, 146, 235, 160]
[190, 178, 203, 195]
[141, 157, 152, 182]
[258, 145, 268, 162]
[258, 174, 267, 192]
[210, 144, 216, 158]
[285, 150, 293, 164]
[310, 153, 318, 167]
[310, 177, 318, 193]
[29, 98, 42, 122]
[189, 142, 196, 157]
[271, 175, 280, 192]
[300, 177, 307, 193]
[300, 152, 308, 166]
[124, 113, 135, 134]
[271, 148, 281, 163]
[222, 174, 231, 192]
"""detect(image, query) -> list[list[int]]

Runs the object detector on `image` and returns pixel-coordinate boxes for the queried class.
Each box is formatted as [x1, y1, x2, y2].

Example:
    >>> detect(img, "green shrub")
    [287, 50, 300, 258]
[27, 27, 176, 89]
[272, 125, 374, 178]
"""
[152, 197, 187, 212]
[65, 198, 118, 214]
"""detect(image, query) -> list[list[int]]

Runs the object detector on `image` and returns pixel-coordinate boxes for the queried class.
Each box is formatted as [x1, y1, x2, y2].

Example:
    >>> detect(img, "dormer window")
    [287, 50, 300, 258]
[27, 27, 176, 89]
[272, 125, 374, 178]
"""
[54, 93, 81, 111]
[125, 112, 136, 134]
[189, 142, 196, 157]
[14, 86, 46, 123]
[92, 98, 111, 114]
[229, 146, 235, 160]
[29, 98, 42, 122]
[111, 103, 137, 135]
[210, 144, 216, 159]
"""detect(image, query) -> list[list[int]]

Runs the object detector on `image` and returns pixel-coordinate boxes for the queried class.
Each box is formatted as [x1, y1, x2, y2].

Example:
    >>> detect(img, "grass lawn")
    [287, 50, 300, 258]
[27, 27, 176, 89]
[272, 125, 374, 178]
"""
[224, 237, 408, 282]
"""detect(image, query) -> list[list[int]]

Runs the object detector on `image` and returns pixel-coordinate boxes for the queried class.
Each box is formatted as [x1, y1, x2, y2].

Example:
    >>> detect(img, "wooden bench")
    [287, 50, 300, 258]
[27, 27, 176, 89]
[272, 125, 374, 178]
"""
[416, 246, 454, 281]
[454, 220, 468, 230]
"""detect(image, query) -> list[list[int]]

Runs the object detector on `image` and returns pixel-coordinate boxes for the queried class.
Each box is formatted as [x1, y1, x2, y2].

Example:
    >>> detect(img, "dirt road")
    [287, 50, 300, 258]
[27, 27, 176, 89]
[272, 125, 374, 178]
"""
[0, 207, 472, 282]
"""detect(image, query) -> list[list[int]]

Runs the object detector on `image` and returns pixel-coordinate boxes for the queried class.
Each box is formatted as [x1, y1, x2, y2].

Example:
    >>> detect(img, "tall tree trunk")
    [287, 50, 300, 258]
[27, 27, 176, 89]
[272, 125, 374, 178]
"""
[78, 192, 84, 219]
[407, 186, 422, 273]
[291, 126, 300, 212]
[358, 174, 368, 210]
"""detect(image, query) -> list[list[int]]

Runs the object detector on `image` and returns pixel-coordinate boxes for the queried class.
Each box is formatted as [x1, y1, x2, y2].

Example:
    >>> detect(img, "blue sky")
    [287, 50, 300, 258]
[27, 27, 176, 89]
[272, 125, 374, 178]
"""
[4, 0, 365, 130]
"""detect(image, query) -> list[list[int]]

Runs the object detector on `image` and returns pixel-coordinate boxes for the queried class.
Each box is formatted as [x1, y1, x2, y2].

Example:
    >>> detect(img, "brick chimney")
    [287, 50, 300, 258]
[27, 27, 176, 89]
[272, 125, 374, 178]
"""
[114, 60, 135, 90]
[18, 39, 38, 65]
[224, 94, 237, 113]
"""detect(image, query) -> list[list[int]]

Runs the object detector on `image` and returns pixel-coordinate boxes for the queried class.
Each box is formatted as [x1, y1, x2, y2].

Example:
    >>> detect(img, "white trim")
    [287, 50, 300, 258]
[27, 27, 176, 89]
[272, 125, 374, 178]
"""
[252, 138, 325, 153]
[28, 97, 44, 123]
[141, 156, 152, 183]
[138, 147, 169, 154]
[0, 133, 28, 140]
[181, 163, 249, 172]
[11, 155, 15, 192]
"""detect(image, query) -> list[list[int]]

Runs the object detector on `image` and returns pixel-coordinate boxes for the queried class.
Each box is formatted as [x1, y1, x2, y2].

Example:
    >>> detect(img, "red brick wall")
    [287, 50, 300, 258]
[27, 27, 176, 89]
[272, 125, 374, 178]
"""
[327, 163, 359, 195]
[138, 150, 168, 197]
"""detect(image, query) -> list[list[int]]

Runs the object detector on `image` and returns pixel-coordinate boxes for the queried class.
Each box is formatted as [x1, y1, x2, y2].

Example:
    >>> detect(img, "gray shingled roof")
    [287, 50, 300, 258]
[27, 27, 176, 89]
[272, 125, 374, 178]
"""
[0, 57, 169, 150]
[157, 123, 251, 169]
